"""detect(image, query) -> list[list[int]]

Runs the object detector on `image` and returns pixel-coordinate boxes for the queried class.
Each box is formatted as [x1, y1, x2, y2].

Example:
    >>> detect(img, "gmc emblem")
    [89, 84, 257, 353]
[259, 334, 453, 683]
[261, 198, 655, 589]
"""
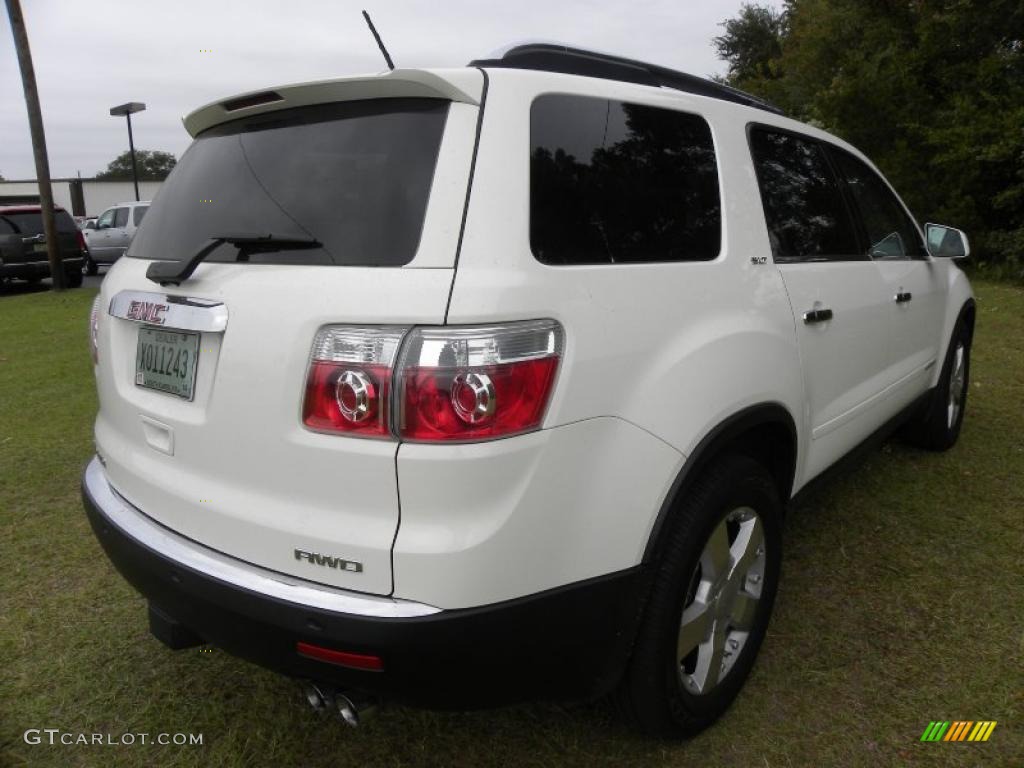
[126, 300, 169, 325]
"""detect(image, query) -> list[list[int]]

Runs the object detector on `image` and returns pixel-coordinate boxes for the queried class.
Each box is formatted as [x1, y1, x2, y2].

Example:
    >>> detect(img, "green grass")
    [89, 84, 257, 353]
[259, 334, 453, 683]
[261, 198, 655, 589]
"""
[1, 282, 1021, 767]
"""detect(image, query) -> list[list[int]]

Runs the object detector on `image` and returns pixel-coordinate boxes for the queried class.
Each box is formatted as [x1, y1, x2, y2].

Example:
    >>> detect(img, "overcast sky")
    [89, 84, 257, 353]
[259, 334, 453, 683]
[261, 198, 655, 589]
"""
[1, 0, 781, 180]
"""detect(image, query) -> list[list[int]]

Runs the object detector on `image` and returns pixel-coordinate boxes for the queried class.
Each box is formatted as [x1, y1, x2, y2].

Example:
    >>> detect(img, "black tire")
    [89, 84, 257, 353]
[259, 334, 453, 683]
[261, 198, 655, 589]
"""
[902, 312, 972, 451]
[83, 253, 98, 276]
[615, 454, 783, 737]
[65, 269, 83, 288]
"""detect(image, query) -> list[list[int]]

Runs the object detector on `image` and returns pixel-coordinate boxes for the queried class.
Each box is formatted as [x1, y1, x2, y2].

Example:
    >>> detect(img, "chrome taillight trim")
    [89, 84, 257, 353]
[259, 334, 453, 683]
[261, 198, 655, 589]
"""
[108, 290, 228, 333]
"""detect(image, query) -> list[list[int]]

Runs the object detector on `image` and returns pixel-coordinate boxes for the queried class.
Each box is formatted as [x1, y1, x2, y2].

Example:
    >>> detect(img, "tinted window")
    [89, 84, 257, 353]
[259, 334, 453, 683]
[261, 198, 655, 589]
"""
[114, 207, 129, 227]
[749, 127, 859, 262]
[531, 95, 720, 265]
[133, 206, 148, 226]
[129, 99, 448, 267]
[0, 210, 77, 235]
[828, 148, 926, 260]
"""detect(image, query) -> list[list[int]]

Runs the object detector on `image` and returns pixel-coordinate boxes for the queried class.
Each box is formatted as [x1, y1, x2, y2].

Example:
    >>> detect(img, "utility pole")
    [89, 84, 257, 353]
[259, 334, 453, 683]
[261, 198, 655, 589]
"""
[5, 0, 65, 290]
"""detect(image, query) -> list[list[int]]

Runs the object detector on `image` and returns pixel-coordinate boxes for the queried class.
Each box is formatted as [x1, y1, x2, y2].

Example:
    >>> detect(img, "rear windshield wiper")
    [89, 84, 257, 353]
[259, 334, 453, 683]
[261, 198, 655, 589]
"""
[146, 232, 322, 286]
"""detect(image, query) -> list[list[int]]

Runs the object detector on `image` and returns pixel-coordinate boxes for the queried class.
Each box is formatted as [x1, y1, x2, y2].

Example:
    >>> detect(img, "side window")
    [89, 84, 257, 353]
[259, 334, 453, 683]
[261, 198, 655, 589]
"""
[96, 209, 115, 229]
[530, 94, 721, 265]
[113, 207, 129, 228]
[133, 206, 148, 226]
[828, 148, 926, 260]
[749, 127, 859, 262]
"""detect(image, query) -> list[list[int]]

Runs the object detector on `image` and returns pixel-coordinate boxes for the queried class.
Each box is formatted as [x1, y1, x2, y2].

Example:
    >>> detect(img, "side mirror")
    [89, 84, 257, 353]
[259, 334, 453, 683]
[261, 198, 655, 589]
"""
[925, 223, 970, 259]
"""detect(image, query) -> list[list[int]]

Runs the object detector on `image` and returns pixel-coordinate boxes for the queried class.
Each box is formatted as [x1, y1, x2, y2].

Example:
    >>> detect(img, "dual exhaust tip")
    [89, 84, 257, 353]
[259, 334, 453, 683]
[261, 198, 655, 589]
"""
[302, 682, 374, 728]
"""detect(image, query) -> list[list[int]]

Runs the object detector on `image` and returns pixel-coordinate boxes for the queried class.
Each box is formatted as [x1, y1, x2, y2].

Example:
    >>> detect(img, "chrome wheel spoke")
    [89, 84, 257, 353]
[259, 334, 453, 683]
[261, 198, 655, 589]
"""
[729, 514, 764, 582]
[691, 622, 727, 693]
[947, 344, 965, 428]
[678, 599, 713, 660]
[730, 590, 758, 631]
[702, 520, 731, 580]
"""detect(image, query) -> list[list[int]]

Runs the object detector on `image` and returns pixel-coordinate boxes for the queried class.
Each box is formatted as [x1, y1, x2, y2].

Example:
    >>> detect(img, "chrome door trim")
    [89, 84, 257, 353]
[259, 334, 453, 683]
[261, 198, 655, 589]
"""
[108, 289, 228, 332]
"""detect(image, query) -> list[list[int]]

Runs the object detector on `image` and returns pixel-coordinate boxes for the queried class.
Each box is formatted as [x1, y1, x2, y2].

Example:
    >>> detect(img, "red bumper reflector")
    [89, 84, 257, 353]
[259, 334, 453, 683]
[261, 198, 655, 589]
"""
[296, 641, 384, 671]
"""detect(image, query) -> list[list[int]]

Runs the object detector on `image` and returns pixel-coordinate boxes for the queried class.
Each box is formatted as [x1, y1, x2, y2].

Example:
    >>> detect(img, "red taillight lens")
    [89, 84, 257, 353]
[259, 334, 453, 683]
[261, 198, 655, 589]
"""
[303, 362, 391, 436]
[302, 321, 563, 442]
[397, 321, 563, 442]
[401, 359, 559, 440]
[76, 229, 87, 253]
[301, 326, 407, 438]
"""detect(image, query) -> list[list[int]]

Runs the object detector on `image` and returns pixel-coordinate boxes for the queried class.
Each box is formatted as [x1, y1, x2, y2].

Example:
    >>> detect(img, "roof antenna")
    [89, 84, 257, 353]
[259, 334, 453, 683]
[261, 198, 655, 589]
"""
[361, 11, 395, 70]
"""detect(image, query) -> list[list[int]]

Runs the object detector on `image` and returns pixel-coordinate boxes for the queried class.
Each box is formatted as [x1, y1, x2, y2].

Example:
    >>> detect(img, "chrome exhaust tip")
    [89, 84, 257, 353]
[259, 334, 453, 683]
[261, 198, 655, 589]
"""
[301, 682, 375, 727]
[335, 692, 360, 728]
[302, 682, 332, 712]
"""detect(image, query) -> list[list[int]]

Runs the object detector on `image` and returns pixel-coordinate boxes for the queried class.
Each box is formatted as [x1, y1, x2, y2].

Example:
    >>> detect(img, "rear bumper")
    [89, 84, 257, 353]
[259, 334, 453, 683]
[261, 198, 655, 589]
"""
[81, 457, 647, 707]
[0, 257, 83, 279]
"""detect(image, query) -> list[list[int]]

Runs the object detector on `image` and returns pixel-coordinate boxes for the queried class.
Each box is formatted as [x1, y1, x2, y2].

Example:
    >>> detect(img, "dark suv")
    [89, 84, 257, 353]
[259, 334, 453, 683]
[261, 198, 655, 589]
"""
[0, 205, 86, 288]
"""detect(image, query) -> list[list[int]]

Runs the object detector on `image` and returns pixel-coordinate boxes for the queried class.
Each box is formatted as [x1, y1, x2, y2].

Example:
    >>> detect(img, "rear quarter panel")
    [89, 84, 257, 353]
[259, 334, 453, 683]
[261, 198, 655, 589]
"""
[394, 70, 806, 606]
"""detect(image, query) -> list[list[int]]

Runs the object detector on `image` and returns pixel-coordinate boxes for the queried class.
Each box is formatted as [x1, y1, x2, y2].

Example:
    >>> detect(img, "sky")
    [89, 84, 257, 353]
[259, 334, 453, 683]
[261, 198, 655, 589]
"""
[1, 0, 782, 180]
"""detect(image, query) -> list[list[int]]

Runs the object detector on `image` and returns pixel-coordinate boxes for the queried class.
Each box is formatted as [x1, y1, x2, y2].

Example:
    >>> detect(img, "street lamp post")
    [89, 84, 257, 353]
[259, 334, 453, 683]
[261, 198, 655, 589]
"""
[109, 102, 146, 201]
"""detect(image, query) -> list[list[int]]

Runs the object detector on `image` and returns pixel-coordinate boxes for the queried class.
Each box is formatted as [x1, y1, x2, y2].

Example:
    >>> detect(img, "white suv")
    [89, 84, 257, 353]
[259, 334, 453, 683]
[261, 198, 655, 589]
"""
[82, 44, 974, 736]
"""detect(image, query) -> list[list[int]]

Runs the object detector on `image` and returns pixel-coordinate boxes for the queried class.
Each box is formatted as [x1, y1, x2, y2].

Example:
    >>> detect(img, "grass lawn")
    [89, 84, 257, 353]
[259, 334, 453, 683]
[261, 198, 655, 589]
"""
[1, 281, 1020, 767]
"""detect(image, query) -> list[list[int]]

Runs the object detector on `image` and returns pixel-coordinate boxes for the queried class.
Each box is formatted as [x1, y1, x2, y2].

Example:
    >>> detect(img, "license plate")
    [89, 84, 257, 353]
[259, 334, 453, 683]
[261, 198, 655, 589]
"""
[135, 327, 200, 400]
[33, 242, 47, 253]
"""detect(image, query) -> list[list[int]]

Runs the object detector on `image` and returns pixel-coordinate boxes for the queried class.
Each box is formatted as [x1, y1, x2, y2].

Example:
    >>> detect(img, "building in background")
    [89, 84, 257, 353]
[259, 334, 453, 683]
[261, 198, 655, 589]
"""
[0, 178, 163, 217]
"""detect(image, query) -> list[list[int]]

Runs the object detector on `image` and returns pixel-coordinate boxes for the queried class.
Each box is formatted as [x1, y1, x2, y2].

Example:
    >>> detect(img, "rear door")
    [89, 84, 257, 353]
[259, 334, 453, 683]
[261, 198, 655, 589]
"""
[750, 126, 892, 478]
[89, 208, 118, 260]
[94, 86, 481, 595]
[109, 206, 131, 257]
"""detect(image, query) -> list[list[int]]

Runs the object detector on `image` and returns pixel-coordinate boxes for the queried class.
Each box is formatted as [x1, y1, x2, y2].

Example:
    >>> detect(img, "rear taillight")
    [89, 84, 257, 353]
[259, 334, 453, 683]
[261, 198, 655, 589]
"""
[302, 326, 407, 438]
[89, 295, 101, 364]
[396, 321, 563, 442]
[75, 229, 87, 253]
[302, 321, 563, 442]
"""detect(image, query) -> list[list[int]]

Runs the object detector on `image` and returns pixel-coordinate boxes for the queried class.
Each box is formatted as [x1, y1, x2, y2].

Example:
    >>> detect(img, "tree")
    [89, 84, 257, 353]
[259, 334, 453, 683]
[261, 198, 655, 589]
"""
[713, 3, 787, 83]
[95, 150, 176, 181]
[715, 1, 1024, 279]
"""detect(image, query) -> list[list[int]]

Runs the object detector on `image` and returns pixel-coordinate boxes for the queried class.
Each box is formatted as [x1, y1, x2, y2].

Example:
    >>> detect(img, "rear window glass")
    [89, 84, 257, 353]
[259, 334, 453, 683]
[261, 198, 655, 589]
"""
[530, 94, 721, 265]
[0, 210, 78, 236]
[133, 206, 148, 226]
[128, 98, 449, 267]
[749, 127, 860, 262]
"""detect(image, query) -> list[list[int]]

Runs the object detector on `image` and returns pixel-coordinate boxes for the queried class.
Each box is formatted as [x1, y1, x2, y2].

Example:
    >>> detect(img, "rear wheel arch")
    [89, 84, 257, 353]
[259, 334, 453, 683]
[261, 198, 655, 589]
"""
[642, 404, 797, 565]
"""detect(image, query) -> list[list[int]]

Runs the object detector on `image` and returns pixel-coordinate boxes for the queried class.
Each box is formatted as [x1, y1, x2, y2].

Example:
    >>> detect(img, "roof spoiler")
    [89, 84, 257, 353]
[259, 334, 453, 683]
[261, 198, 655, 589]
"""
[182, 68, 483, 137]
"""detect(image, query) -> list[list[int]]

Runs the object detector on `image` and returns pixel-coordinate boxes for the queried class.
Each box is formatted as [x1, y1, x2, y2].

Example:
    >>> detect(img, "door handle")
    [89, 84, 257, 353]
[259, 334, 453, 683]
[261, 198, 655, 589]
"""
[803, 308, 834, 324]
[895, 291, 913, 303]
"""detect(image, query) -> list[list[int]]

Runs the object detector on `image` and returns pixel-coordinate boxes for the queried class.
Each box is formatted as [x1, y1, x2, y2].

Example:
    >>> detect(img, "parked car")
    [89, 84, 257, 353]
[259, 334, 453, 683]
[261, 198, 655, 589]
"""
[81, 43, 974, 737]
[0, 204, 85, 287]
[82, 201, 149, 275]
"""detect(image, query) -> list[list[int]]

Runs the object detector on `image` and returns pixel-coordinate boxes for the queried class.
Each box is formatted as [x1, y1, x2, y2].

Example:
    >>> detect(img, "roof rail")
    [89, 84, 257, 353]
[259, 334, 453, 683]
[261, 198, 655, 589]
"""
[469, 42, 783, 115]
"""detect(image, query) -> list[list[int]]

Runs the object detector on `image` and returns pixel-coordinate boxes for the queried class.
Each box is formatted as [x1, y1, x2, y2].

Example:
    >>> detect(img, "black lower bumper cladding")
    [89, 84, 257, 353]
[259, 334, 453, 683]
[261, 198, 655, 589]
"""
[81, 463, 647, 708]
